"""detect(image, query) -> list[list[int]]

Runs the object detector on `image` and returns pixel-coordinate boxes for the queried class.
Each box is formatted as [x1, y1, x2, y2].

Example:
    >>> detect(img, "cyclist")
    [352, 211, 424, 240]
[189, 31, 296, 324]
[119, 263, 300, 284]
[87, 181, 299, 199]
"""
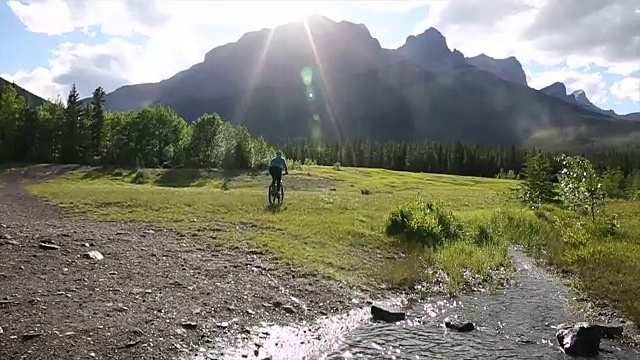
[269, 151, 289, 193]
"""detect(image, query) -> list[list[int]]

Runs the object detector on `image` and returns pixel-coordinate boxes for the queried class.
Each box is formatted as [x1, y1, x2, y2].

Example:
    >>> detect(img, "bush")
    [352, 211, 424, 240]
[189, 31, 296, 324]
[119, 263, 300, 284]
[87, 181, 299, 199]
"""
[385, 197, 463, 247]
[602, 168, 626, 199]
[518, 151, 556, 207]
[556, 154, 606, 222]
[360, 188, 371, 195]
[332, 161, 341, 171]
[132, 168, 150, 184]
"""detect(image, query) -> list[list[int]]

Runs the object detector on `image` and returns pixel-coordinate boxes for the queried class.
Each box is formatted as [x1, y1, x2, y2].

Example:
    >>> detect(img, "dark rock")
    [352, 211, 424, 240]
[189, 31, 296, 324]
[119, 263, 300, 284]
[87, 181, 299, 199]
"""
[445, 321, 475, 332]
[555, 322, 623, 356]
[181, 322, 198, 330]
[370, 305, 405, 323]
[282, 305, 296, 314]
[22, 332, 43, 341]
[38, 243, 60, 250]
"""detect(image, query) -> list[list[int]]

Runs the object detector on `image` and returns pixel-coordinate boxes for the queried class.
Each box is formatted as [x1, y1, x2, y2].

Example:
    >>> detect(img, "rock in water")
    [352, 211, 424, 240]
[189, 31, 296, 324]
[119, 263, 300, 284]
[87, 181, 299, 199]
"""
[370, 305, 405, 323]
[555, 322, 623, 356]
[445, 321, 475, 332]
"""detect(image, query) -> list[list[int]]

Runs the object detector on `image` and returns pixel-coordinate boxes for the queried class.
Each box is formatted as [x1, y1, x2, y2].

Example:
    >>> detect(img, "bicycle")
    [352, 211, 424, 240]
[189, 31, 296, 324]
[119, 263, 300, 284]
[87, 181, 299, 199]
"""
[268, 174, 285, 205]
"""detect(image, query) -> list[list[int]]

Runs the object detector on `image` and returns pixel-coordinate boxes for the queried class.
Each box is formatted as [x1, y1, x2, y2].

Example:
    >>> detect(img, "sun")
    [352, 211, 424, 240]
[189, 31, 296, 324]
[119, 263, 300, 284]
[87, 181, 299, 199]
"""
[252, 1, 335, 24]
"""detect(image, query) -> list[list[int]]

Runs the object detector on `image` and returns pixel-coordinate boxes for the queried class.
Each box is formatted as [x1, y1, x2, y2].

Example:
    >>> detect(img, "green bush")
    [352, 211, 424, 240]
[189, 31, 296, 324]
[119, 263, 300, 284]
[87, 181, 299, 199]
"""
[385, 197, 463, 247]
[132, 168, 150, 184]
[360, 188, 371, 195]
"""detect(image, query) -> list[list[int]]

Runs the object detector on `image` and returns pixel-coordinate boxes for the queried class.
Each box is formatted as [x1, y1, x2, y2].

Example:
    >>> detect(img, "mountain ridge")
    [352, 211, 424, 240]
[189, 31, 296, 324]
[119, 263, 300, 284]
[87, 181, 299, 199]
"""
[0, 77, 47, 107]
[3, 15, 638, 148]
[91, 16, 640, 145]
[540, 81, 637, 120]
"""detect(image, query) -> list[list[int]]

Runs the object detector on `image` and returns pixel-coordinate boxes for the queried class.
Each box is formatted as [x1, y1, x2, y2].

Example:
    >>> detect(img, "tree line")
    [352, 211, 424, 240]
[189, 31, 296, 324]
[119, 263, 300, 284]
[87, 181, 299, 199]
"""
[0, 83, 274, 169]
[2, 80, 639, 190]
[279, 139, 640, 182]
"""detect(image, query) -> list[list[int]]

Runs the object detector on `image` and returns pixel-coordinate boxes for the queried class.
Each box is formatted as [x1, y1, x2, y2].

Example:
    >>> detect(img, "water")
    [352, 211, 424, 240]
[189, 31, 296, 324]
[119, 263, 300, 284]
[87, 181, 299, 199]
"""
[198, 248, 639, 359]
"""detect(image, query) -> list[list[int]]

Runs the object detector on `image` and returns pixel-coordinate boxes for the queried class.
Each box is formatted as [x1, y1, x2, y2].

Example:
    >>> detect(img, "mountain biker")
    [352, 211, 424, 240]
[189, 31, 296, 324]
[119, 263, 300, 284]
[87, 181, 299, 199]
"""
[269, 151, 288, 193]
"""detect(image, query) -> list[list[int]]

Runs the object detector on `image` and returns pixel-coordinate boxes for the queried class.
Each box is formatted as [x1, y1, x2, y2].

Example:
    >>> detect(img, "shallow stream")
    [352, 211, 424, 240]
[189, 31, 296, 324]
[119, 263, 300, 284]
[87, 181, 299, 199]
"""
[194, 248, 640, 359]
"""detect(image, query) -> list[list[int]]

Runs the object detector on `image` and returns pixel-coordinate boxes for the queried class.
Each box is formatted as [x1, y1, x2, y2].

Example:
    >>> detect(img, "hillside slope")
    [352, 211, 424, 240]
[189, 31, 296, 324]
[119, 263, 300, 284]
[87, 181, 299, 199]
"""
[0, 76, 47, 107]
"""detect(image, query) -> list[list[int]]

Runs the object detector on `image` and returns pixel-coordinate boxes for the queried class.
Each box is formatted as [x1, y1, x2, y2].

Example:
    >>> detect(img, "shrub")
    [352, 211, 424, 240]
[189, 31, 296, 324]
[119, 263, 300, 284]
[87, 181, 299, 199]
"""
[132, 168, 150, 184]
[556, 154, 606, 222]
[517, 151, 556, 207]
[221, 177, 230, 191]
[361, 188, 371, 195]
[332, 162, 341, 171]
[385, 197, 463, 247]
[601, 168, 626, 199]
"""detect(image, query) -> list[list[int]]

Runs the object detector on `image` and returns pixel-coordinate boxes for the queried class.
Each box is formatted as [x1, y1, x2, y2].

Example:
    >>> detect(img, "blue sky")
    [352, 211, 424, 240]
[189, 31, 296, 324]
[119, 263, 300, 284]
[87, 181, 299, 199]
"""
[1, 0, 638, 114]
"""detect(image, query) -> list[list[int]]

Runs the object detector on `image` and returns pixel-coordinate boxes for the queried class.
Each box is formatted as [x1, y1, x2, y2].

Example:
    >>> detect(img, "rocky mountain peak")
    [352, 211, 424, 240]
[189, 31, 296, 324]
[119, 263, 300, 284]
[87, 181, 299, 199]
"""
[397, 27, 465, 69]
[465, 53, 527, 86]
[541, 82, 568, 98]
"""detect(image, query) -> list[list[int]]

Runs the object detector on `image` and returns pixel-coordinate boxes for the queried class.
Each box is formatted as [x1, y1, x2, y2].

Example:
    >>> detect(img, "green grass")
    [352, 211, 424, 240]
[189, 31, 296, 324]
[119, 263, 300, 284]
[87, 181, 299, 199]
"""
[27, 165, 516, 290]
[25, 165, 640, 325]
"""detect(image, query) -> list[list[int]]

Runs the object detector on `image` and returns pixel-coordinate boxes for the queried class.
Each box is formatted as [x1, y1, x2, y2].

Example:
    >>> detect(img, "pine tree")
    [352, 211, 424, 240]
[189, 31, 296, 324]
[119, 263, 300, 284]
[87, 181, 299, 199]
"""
[91, 86, 106, 158]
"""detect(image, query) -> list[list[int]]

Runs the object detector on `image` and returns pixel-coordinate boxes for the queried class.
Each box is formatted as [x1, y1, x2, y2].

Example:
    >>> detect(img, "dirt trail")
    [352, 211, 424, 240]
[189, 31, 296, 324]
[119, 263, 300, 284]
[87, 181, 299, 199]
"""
[0, 165, 375, 360]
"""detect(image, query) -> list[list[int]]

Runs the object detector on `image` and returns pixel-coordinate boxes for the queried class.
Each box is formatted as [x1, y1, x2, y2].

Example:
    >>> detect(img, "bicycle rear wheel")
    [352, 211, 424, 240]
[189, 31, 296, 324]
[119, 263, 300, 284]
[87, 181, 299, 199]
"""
[268, 184, 277, 205]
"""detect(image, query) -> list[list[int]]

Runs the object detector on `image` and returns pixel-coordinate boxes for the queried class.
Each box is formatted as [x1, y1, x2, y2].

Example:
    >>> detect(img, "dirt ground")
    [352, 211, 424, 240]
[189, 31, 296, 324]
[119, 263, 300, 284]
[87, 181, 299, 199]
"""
[0, 165, 379, 360]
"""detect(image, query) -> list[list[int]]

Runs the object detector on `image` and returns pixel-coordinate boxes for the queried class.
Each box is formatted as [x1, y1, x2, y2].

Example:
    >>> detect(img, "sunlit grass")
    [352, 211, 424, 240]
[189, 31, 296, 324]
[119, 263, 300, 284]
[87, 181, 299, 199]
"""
[26, 164, 640, 324]
[28, 165, 516, 289]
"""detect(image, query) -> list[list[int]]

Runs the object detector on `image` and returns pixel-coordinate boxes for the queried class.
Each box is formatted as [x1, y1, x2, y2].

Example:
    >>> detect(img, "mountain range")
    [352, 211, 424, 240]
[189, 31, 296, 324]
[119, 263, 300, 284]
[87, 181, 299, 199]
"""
[3, 15, 639, 147]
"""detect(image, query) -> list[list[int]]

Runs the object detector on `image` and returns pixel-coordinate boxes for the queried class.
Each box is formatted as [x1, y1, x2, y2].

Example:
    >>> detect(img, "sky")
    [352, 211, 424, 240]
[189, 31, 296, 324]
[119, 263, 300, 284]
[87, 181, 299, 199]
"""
[0, 0, 638, 114]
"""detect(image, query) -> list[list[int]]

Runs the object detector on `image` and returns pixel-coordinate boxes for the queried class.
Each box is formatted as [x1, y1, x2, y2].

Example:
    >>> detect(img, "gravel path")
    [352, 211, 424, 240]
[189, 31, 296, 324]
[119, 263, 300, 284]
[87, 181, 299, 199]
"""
[0, 165, 377, 360]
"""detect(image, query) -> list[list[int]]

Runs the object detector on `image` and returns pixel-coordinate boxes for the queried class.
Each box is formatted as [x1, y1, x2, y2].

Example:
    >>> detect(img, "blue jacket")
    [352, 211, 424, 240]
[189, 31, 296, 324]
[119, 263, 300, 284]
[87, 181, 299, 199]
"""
[269, 156, 288, 171]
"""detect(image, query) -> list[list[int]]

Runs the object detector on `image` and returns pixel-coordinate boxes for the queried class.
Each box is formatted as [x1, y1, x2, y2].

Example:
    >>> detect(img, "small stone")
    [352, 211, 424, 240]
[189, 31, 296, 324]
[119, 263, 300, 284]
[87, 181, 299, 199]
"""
[445, 321, 476, 332]
[2, 234, 12, 239]
[143, 230, 155, 234]
[38, 243, 60, 250]
[181, 322, 197, 330]
[370, 306, 405, 323]
[282, 306, 296, 314]
[216, 322, 229, 329]
[22, 332, 43, 340]
[63, 332, 76, 336]
[84, 250, 104, 260]
[5, 240, 19, 246]
[246, 309, 256, 315]
[0, 326, 3, 334]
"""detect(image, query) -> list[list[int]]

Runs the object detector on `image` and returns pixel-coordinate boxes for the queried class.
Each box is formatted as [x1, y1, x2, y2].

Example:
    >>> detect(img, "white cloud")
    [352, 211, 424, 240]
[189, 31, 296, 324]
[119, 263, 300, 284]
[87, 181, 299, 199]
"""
[4, 0, 433, 99]
[412, 0, 639, 108]
[416, 0, 639, 73]
[610, 78, 640, 103]
[4, 0, 638, 112]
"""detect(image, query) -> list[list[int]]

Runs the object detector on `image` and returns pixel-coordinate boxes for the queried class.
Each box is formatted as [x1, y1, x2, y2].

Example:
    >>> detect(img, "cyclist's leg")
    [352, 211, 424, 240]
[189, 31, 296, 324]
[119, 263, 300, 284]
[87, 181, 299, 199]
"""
[268, 166, 277, 188]
[276, 168, 283, 192]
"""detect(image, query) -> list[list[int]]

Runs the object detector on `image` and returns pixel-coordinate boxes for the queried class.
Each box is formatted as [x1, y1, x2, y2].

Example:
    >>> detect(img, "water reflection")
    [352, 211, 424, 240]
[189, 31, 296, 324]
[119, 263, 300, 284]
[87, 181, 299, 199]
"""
[202, 248, 639, 359]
